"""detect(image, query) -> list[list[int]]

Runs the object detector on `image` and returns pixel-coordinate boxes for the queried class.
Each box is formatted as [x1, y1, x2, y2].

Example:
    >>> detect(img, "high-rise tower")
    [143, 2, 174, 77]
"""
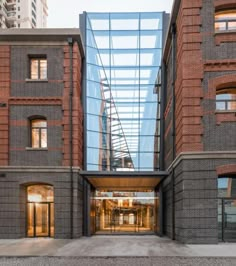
[0, 0, 48, 28]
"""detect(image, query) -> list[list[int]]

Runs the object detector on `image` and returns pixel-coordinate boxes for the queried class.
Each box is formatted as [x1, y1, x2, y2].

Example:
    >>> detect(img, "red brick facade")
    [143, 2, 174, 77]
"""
[217, 164, 236, 176]
[0, 37, 83, 169]
[62, 43, 83, 167]
[175, 0, 204, 154]
[0, 46, 10, 166]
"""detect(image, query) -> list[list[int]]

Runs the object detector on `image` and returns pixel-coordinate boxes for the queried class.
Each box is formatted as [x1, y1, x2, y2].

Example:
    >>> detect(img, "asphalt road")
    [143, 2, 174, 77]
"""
[0, 257, 236, 266]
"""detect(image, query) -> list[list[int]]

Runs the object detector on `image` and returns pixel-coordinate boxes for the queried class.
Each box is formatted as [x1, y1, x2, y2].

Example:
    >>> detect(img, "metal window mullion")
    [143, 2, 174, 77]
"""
[222, 198, 225, 242]
[33, 203, 36, 237]
[138, 13, 141, 171]
[38, 59, 41, 79]
[109, 13, 112, 171]
[39, 127, 42, 148]
[48, 203, 51, 237]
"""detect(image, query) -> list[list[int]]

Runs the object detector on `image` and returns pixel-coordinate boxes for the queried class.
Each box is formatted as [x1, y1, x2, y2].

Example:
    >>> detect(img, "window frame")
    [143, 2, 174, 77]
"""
[29, 117, 48, 149]
[29, 56, 47, 80]
[215, 9, 236, 32]
[216, 88, 236, 111]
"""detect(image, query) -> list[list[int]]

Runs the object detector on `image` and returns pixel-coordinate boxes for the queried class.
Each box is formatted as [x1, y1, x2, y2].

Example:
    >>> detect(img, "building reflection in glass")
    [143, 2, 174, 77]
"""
[84, 12, 163, 171]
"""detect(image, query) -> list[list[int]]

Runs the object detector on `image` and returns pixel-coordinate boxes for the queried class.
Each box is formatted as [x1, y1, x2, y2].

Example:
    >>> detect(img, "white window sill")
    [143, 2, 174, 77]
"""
[25, 147, 48, 151]
[25, 79, 48, 83]
[215, 110, 236, 113]
[214, 30, 236, 35]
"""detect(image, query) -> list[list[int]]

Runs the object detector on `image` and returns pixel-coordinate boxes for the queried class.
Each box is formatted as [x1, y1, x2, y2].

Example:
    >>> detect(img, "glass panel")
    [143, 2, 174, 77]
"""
[87, 97, 108, 115]
[40, 59, 47, 79]
[140, 12, 163, 30]
[140, 102, 158, 119]
[41, 128, 47, 148]
[110, 50, 139, 66]
[35, 203, 49, 237]
[216, 91, 236, 110]
[32, 128, 39, 148]
[27, 185, 54, 202]
[30, 59, 38, 79]
[110, 13, 139, 30]
[139, 152, 155, 169]
[223, 199, 236, 242]
[32, 120, 47, 128]
[140, 30, 162, 49]
[139, 135, 159, 152]
[87, 80, 105, 99]
[140, 49, 161, 66]
[140, 119, 156, 136]
[27, 203, 34, 237]
[218, 198, 222, 240]
[95, 190, 157, 234]
[218, 178, 236, 198]
[89, 30, 110, 49]
[110, 31, 139, 49]
[215, 10, 236, 21]
[229, 21, 236, 30]
[50, 203, 55, 237]
[87, 63, 108, 83]
[87, 147, 101, 166]
[215, 22, 226, 31]
[87, 13, 110, 30]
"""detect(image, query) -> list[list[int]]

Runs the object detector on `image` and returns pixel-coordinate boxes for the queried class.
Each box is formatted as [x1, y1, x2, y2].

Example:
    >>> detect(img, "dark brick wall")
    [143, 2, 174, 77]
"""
[11, 46, 64, 97]
[174, 159, 218, 244]
[10, 105, 63, 166]
[162, 174, 173, 239]
[0, 170, 83, 239]
[165, 157, 236, 244]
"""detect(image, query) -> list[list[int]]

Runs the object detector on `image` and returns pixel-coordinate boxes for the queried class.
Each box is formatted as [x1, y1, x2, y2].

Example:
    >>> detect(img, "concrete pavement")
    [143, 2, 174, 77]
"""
[1, 257, 236, 266]
[0, 235, 236, 257]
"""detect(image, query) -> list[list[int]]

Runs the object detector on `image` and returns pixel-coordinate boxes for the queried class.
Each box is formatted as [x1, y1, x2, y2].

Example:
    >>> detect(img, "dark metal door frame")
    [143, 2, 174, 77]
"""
[28, 202, 52, 237]
[220, 197, 236, 242]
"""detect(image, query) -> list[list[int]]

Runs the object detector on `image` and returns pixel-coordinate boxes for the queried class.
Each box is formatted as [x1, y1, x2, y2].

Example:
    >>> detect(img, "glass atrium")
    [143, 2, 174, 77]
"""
[84, 12, 164, 171]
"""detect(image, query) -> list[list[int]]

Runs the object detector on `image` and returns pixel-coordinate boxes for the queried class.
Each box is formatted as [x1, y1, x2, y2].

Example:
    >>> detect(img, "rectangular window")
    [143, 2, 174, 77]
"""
[31, 119, 47, 148]
[30, 58, 47, 80]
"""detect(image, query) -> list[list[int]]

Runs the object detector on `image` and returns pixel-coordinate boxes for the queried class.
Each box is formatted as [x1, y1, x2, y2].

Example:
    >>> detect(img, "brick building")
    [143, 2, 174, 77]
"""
[162, 0, 236, 243]
[0, 29, 84, 238]
[0, 0, 236, 244]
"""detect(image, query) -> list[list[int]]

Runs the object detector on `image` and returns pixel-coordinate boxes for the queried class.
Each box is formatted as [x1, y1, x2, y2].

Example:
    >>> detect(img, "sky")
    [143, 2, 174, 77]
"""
[47, 0, 174, 28]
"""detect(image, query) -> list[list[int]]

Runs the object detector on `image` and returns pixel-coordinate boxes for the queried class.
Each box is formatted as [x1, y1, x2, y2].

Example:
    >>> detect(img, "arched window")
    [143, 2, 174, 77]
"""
[215, 9, 236, 31]
[216, 88, 236, 111]
[30, 118, 47, 148]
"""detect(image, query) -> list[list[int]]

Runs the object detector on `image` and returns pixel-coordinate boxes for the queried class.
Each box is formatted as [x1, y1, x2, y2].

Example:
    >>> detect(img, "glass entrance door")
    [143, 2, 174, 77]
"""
[28, 202, 53, 237]
[94, 190, 158, 234]
[27, 185, 54, 237]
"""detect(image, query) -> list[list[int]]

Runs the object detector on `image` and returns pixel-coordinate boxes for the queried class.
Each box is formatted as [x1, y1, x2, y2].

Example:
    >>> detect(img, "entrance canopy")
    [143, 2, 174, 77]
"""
[80, 171, 168, 190]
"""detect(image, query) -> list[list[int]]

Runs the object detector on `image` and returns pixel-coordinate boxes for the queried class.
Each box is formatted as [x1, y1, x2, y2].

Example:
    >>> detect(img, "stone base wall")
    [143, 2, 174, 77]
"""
[163, 153, 236, 244]
[0, 168, 83, 239]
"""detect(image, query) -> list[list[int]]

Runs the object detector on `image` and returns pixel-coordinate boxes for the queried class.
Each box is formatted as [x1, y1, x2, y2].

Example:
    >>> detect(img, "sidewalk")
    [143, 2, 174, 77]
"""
[0, 235, 236, 257]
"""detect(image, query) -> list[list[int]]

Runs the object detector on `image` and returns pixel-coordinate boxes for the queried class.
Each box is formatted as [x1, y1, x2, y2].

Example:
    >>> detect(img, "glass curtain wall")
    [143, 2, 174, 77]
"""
[85, 12, 163, 171]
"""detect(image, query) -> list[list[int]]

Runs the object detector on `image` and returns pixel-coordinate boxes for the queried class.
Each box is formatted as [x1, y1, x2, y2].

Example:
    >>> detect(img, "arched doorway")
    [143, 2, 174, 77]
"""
[27, 184, 54, 237]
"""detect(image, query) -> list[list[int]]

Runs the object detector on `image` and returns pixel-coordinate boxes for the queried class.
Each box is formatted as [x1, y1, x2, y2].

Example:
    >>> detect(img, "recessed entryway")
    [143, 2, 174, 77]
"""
[27, 184, 54, 237]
